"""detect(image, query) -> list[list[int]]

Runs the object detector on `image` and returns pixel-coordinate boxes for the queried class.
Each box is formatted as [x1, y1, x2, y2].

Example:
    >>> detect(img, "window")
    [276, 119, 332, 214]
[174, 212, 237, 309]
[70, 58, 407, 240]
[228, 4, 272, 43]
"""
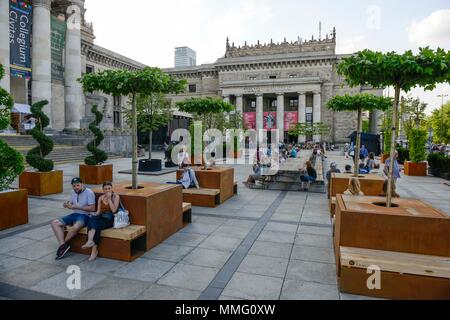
[269, 75, 277, 79]
[113, 96, 121, 107]
[189, 84, 197, 93]
[271, 99, 277, 108]
[113, 110, 121, 128]
[287, 99, 298, 111]
[289, 74, 297, 78]
[86, 65, 94, 74]
[249, 76, 257, 80]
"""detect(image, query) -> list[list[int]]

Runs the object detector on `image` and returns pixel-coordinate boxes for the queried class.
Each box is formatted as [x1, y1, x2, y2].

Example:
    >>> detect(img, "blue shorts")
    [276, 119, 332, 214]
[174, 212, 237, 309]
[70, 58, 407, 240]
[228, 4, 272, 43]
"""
[59, 213, 90, 227]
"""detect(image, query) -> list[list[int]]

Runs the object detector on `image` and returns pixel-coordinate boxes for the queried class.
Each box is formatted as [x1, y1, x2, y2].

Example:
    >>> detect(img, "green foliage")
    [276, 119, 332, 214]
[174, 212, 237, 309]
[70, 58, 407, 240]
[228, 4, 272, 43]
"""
[0, 64, 24, 191]
[327, 94, 392, 112]
[428, 153, 450, 173]
[337, 47, 450, 91]
[132, 93, 171, 133]
[396, 144, 410, 164]
[427, 102, 450, 144]
[26, 100, 54, 172]
[407, 129, 427, 163]
[288, 122, 330, 137]
[85, 105, 108, 165]
[362, 120, 370, 133]
[79, 67, 187, 97]
[177, 97, 235, 130]
[400, 96, 427, 137]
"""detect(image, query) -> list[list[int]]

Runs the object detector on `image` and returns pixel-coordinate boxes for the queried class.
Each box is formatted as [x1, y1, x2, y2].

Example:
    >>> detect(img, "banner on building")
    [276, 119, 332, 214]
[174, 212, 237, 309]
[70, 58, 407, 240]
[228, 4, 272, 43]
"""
[51, 16, 66, 81]
[9, 0, 32, 79]
[243, 112, 256, 130]
[263, 112, 277, 130]
[284, 112, 299, 132]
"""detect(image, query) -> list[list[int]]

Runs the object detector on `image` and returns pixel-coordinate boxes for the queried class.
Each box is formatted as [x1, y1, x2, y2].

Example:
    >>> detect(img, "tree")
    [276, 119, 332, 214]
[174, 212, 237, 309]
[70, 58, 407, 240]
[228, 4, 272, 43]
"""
[79, 67, 186, 189]
[288, 122, 330, 138]
[124, 92, 171, 161]
[84, 105, 108, 166]
[427, 102, 450, 144]
[337, 47, 450, 207]
[26, 100, 55, 172]
[327, 94, 392, 176]
[0, 64, 24, 191]
[400, 96, 427, 137]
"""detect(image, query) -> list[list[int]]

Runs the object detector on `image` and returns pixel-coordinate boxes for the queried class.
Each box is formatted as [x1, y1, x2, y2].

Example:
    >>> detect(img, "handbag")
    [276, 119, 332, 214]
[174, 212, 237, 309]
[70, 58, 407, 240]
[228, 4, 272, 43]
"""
[113, 199, 130, 229]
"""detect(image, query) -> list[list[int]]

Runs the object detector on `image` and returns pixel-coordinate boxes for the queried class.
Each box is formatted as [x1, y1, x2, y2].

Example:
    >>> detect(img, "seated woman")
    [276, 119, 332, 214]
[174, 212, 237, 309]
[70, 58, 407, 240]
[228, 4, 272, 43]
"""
[344, 178, 364, 196]
[379, 180, 400, 198]
[358, 163, 369, 174]
[168, 163, 200, 189]
[243, 161, 262, 187]
[300, 161, 317, 191]
[82, 182, 120, 261]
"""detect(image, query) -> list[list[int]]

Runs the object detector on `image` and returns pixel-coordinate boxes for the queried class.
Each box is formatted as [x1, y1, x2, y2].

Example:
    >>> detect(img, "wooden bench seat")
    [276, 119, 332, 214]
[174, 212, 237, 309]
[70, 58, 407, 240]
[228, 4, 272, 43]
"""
[66, 225, 147, 262]
[182, 188, 220, 208]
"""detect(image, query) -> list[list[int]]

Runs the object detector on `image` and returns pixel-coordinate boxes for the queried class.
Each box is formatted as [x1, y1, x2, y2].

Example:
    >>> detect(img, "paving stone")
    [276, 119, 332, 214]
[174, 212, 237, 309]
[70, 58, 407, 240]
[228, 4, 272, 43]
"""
[113, 258, 175, 283]
[270, 213, 301, 223]
[291, 245, 335, 264]
[257, 230, 296, 244]
[297, 225, 332, 236]
[179, 223, 221, 235]
[238, 254, 289, 278]
[163, 232, 207, 247]
[0, 254, 30, 274]
[0, 236, 34, 255]
[8, 241, 57, 261]
[222, 272, 283, 300]
[294, 233, 333, 249]
[136, 283, 201, 300]
[142, 244, 194, 263]
[281, 279, 339, 300]
[213, 225, 250, 239]
[79, 257, 128, 274]
[157, 263, 218, 291]
[264, 222, 298, 233]
[198, 235, 243, 252]
[38, 252, 88, 267]
[285, 260, 337, 285]
[0, 261, 64, 289]
[77, 277, 149, 300]
[18, 226, 55, 241]
[182, 248, 232, 268]
[248, 241, 293, 259]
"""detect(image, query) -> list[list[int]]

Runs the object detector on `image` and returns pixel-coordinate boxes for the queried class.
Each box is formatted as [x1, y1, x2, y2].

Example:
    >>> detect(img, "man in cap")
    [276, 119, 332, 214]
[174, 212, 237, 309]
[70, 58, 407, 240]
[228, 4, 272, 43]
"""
[50, 178, 96, 260]
[326, 162, 341, 183]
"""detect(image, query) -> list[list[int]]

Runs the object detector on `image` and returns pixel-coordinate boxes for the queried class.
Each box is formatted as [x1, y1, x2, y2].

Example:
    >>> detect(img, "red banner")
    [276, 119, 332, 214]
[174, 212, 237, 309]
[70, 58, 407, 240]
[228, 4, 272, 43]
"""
[263, 112, 277, 130]
[243, 112, 256, 129]
[284, 112, 298, 132]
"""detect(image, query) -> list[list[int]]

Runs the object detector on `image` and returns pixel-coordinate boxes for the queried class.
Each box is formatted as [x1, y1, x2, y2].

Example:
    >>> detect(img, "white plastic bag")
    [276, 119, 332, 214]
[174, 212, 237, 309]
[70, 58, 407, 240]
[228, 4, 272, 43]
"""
[113, 200, 130, 229]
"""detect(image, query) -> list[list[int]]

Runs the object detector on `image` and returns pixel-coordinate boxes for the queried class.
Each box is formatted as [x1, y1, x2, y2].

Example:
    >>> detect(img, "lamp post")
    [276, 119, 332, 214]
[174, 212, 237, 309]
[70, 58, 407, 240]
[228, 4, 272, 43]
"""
[437, 94, 448, 144]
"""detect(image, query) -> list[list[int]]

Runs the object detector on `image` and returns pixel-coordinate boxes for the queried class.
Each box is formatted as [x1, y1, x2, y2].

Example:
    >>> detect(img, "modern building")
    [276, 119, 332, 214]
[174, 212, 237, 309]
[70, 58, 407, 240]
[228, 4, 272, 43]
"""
[174, 47, 197, 68]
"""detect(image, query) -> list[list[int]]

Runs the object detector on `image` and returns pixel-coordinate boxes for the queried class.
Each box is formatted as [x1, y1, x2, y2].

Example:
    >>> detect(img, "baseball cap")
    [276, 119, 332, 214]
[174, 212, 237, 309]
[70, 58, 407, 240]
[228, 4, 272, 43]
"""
[71, 177, 83, 185]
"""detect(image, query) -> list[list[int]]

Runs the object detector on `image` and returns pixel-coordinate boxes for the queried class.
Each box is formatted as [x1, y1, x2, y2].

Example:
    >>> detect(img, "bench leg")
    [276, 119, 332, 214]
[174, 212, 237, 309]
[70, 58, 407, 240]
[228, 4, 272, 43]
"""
[183, 209, 192, 224]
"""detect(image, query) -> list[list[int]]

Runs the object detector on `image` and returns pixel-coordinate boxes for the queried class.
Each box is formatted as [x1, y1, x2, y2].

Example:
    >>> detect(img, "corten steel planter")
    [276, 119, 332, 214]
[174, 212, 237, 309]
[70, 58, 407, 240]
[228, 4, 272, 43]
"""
[404, 161, 427, 177]
[0, 189, 29, 231]
[334, 194, 450, 299]
[19, 170, 63, 196]
[79, 164, 113, 185]
[92, 181, 184, 251]
[177, 167, 235, 204]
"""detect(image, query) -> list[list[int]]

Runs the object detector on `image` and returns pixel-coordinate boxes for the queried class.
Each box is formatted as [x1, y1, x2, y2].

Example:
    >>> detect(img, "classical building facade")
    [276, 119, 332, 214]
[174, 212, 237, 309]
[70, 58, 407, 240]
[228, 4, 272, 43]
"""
[164, 32, 384, 143]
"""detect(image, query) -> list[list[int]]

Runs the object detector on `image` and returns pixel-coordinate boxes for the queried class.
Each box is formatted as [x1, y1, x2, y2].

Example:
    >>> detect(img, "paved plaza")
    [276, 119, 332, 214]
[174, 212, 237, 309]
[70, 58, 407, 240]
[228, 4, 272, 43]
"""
[0, 151, 449, 300]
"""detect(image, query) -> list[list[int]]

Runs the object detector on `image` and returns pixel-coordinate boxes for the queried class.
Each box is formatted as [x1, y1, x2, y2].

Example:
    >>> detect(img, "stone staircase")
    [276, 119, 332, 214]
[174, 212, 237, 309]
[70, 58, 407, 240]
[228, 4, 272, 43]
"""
[1, 135, 93, 164]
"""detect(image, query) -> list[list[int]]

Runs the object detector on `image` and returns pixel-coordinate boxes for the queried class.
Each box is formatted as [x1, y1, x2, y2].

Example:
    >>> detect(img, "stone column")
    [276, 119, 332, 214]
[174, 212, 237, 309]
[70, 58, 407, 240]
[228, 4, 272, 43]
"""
[256, 94, 264, 131]
[313, 91, 322, 142]
[277, 93, 285, 142]
[0, 0, 10, 92]
[236, 95, 244, 128]
[223, 95, 230, 122]
[369, 109, 381, 134]
[64, 0, 84, 131]
[298, 92, 306, 143]
[32, 0, 52, 127]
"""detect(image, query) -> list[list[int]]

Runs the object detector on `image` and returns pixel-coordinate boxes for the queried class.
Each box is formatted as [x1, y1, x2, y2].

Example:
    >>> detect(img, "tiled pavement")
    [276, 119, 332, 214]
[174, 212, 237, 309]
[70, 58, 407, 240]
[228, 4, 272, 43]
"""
[0, 151, 448, 300]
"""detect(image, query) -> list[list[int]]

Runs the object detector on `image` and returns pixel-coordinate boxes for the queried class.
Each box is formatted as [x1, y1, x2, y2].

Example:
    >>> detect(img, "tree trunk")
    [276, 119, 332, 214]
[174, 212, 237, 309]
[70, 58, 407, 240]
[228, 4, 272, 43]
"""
[148, 130, 153, 161]
[355, 109, 362, 177]
[386, 86, 401, 207]
[131, 93, 138, 190]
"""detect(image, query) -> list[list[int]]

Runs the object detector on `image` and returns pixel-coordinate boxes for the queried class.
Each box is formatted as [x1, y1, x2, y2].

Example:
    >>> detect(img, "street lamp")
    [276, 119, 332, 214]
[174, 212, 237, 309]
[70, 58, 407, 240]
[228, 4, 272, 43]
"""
[437, 94, 448, 144]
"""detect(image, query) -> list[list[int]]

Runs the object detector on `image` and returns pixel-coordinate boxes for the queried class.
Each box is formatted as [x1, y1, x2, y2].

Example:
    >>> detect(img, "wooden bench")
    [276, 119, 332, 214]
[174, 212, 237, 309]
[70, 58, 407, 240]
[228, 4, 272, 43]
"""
[182, 202, 192, 224]
[66, 225, 147, 262]
[182, 188, 220, 208]
[330, 196, 337, 218]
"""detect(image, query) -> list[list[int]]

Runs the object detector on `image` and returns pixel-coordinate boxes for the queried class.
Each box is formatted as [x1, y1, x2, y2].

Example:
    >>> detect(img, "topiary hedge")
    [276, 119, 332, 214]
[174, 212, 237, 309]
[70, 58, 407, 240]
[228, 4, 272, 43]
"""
[428, 153, 450, 174]
[84, 105, 108, 165]
[408, 129, 427, 163]
[26, 100, 54, 172]
[0, 64, 25, 191]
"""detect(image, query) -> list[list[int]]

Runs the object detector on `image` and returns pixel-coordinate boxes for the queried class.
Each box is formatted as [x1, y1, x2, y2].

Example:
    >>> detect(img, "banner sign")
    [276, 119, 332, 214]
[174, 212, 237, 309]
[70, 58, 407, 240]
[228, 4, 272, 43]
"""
[263, 112, 277, 130]
[243, 112, 256, 130]
[9, 0, 32, 79]
[51, 16, 66, 81]
[284, 112, 298, 132]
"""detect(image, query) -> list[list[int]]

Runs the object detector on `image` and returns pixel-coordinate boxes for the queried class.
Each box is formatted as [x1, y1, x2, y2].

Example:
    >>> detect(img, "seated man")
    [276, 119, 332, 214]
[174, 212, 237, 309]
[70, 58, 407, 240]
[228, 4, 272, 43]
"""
[243, 161, 262, 187]
[50, 178, 96, 260]
[344, 165, 353, 174]
[168, 164, 200, 189]
[326, 162, 341, 183]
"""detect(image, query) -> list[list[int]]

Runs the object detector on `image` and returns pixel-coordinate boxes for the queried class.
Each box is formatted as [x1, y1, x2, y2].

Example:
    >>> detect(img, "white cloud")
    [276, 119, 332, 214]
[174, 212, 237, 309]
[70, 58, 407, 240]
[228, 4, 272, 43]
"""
[407, 9, 450, 49]
[336, 35, 368, 54]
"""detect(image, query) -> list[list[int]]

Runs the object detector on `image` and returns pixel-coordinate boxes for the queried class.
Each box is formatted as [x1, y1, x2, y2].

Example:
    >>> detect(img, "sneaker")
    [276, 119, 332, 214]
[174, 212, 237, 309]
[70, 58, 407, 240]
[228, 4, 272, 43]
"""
[56, 243, 71, 260]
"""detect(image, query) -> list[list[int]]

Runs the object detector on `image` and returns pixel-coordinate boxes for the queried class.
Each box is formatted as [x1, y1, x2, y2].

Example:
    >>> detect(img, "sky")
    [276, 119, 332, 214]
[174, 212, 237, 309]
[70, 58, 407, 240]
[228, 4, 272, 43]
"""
[84, 0, 450, 114]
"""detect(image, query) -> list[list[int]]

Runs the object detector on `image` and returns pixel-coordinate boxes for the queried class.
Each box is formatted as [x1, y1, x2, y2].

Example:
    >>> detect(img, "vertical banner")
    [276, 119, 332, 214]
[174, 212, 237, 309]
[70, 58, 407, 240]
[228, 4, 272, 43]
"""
[284, 112, 298, 132]
[243, 112, 256, 130]
[263, 112, 277, 130]
[51, 16, 66, 81]
[9, 0, 32, 79]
